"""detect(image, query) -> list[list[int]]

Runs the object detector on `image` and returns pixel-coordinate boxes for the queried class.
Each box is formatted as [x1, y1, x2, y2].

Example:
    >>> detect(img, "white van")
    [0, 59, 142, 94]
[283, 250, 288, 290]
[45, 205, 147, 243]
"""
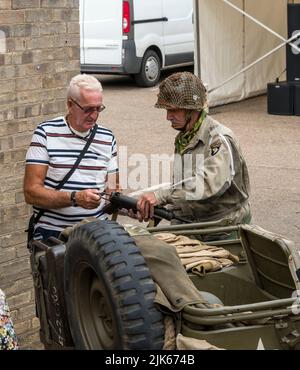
[80, 0, 194, 87]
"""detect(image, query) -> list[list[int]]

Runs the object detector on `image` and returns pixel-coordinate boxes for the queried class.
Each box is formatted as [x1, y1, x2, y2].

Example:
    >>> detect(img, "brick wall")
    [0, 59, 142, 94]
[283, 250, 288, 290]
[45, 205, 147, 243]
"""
[0, 0, 79, 349]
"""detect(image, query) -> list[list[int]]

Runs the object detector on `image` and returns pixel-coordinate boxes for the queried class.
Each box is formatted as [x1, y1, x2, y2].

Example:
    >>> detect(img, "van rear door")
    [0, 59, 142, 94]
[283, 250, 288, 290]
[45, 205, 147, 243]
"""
[80, 0, 122, 66]
[162, 0, 194, 66]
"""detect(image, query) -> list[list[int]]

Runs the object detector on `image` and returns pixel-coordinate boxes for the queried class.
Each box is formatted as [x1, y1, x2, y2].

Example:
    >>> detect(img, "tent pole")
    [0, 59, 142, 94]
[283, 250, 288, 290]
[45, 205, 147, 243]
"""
[222, 0, 300, 53]
[209, 31, 300, 93]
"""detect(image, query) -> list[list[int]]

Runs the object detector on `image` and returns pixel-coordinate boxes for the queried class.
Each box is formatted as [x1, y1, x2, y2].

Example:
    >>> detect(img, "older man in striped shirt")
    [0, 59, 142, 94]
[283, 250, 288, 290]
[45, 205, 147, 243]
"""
[24, 74, 119, 241]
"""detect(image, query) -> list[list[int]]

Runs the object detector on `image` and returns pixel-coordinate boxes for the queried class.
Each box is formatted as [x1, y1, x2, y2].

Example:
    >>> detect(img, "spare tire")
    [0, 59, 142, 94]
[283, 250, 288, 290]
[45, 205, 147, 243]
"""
[64, 220, 164, 350]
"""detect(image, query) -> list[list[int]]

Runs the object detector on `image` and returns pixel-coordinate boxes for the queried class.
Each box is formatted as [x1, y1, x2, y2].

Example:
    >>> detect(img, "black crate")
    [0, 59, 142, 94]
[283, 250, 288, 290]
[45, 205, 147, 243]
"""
[294, 84, 300, 116]
[267, 82, 294, 115]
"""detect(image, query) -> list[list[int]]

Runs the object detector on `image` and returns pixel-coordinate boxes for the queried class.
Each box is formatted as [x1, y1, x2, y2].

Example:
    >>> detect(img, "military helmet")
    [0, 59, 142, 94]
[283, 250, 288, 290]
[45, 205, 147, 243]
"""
[155, 72, 207, 111]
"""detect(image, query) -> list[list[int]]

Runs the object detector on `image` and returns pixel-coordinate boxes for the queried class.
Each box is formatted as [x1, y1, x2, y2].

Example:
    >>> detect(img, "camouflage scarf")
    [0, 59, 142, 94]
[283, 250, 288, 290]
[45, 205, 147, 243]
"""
[175, 110, 206, 154]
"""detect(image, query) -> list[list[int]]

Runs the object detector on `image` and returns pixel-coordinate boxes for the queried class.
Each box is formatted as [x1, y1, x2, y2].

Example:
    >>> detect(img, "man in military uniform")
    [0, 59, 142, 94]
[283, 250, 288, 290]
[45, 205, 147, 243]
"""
[136, 72, 251, 239]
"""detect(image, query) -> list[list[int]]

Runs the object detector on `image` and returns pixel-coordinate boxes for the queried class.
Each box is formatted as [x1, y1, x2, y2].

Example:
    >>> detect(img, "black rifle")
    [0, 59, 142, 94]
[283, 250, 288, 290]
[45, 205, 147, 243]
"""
[102, 192, 192, 224]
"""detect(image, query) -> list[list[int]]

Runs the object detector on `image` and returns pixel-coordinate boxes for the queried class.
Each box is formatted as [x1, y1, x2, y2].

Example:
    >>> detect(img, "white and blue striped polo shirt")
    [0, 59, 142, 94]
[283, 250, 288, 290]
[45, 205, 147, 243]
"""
[26, 116, 118, 232]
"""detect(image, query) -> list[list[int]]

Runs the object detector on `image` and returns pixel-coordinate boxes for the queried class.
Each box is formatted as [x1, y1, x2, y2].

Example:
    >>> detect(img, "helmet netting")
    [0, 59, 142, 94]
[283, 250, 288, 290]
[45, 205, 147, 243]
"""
[155, 72, 207, 111]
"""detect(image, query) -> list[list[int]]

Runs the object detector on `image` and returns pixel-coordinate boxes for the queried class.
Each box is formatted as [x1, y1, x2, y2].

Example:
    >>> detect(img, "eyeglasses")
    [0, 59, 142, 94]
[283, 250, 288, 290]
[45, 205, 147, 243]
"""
[70, 98, 106, 114]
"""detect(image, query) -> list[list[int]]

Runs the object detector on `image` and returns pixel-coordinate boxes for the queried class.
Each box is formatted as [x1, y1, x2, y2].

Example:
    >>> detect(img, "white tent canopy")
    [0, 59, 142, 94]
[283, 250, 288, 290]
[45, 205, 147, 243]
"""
[194, 0, 300, 106]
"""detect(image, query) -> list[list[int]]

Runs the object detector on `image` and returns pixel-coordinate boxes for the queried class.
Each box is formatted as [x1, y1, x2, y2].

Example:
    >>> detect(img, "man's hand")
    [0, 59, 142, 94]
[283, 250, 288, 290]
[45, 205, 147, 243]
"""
[136, 192, 158, 222]
[76, 189, 101, 209]
[127, 209, 138, 219]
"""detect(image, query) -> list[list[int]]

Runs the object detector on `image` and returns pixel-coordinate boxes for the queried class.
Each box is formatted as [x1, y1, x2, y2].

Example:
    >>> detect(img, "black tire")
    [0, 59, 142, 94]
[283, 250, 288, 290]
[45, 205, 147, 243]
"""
[64, 220, 164, 350]
[134, 50, 161, 87]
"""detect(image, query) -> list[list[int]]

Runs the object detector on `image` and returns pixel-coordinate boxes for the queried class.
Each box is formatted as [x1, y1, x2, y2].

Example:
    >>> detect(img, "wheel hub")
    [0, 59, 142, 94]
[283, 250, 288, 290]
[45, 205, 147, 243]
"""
[145, 57, 159, 81]
[75, 264, 116, 349]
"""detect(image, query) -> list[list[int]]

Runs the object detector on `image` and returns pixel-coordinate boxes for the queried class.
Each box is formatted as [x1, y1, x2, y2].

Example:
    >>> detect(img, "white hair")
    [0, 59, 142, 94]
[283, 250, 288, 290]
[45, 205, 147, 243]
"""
[67, 74, 103, 100]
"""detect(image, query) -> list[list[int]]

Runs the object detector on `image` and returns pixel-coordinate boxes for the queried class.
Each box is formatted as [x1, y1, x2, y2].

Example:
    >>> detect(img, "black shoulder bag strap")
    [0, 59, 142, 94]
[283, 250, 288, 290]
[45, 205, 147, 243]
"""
[27, 124, 98, 236]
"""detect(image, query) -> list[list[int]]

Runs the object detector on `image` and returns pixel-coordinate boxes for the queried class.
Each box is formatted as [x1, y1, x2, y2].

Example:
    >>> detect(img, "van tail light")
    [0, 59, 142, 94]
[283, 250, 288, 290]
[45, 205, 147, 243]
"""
[123, 1, 130, 34]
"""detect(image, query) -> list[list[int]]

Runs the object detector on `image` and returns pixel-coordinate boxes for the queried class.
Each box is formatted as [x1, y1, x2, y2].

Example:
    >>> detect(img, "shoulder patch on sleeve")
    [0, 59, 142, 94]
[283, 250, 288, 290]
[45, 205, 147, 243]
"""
[210, 138, 222, 156]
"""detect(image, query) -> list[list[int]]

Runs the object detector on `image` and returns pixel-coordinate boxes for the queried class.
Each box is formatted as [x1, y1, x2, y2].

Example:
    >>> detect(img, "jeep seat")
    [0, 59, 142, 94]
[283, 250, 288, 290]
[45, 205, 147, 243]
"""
[239, 225, 300, 299]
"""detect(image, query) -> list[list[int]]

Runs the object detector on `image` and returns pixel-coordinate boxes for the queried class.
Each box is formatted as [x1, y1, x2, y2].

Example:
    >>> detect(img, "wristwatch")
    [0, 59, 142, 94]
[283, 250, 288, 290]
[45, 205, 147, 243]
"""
[70, 191, 78, 207]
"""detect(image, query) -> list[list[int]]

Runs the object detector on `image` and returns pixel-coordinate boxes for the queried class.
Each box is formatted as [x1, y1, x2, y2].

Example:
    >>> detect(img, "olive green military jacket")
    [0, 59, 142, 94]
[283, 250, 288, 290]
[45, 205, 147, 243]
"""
[154, 115, 251, 224]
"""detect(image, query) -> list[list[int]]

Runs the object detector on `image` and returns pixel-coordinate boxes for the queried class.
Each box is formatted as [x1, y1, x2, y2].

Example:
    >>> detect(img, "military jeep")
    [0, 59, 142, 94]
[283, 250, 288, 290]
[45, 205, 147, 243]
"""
[29, 197, 300, 350]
